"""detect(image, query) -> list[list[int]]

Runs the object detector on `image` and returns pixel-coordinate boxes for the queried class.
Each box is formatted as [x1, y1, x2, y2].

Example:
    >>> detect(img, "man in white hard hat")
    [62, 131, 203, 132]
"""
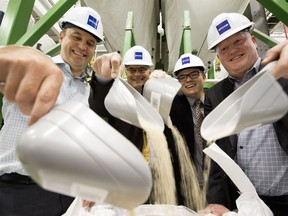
[0, 6, 104, 215]
[203, 13, 288, 216]
[123, 45, 154, 92]
[165, 53, 207, 210]
[90, 45, 179, 205]
[89, 45, 153, 155]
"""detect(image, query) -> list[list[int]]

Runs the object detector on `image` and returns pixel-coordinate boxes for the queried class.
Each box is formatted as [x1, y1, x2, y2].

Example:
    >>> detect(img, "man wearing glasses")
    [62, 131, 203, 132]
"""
[123, 46, 153, 93]
[166, 53, 207, 208]
[89, 45, 153, 156]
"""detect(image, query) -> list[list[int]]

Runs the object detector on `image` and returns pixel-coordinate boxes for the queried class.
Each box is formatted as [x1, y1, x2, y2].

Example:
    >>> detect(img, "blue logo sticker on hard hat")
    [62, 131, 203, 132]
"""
[216, 19, 231, 35]
[87, 15, 99, 29]
[181, 56, 190, 65]
[134, 52, 143, 60]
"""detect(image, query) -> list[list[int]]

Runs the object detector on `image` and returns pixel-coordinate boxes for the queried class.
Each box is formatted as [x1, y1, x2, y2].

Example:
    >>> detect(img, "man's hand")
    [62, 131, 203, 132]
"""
[82, 200, 95, 210]
[198, 204, 230, 216]
[92, 52, 123, 80]
[150, 69, 171, 79]
[262, 40, 288, 79]
[0, 46, 64, 125]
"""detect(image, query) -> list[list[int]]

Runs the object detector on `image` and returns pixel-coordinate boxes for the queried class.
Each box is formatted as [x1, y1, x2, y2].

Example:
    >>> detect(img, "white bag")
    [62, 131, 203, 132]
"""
[223, 192, 273, 216]
[63, 197, 126, 216]
[204, 144, 273, 216]
[62, 197, 95, 216]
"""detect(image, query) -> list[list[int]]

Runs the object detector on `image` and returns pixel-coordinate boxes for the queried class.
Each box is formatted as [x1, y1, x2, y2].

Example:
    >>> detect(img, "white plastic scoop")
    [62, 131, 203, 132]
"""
[104, 78, 164, 131]
[17, 101, 152, 210]
[203, 143, 273, 216]
[143, 77, 181, 127]
[201, 61, 288, 142]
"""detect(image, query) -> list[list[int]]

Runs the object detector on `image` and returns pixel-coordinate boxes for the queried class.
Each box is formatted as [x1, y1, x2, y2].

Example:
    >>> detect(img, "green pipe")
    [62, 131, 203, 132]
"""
[16, 0, 78, 46]
[0, 0, 35, 45]
[257, 0, 288, 27]
[252, 28, 279, 48]
[45, 43, 61, 56]
[179, 10, 192, 56]
[122, 11, 136, 78]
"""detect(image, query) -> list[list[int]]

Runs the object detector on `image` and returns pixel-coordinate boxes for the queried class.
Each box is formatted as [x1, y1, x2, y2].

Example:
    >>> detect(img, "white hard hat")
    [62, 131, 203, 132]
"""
[123, 46, 153, 66]
[59, 7, 104, 43]
[173, 53, 206, 76]
[207, 13, 254, 52]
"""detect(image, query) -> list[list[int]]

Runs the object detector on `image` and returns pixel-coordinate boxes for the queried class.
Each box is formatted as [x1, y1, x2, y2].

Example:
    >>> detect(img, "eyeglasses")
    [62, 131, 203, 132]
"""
[177, 71, 201, 82]
[126, 67, 149, 74]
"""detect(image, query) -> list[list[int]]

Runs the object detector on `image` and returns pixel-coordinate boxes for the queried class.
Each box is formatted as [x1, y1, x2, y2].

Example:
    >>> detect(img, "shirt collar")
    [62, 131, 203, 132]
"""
[52, 55, 65, 64]
[187, 96, 204, 107]
[52, 55, 88, 82]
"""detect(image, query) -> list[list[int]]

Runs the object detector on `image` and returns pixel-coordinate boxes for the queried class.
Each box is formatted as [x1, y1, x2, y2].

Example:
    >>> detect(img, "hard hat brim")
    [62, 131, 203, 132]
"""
[174, 66, 206, 77]
[124, 61, 153, 66]
[208, 23, 254, 52]
[59, 20, 104, 44]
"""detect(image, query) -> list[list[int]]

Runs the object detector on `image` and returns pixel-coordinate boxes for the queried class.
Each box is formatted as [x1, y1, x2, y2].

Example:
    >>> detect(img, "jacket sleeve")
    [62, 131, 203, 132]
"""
[204, 80, 239, 210]
[89, 73, 114, 118]
[88, 73, 144, 152]
[274, 78, 288, 155]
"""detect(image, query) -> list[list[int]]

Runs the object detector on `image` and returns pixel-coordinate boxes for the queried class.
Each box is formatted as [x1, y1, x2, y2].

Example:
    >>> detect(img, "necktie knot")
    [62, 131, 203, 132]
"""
[193, 99, 202, 108]
[193, 99, 203, 122]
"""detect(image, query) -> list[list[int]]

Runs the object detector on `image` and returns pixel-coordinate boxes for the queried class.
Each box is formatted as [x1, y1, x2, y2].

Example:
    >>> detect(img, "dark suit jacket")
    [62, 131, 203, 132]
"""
[164, 93, 198, 205]
[89, 74, 181, 204]
[89, 73, 144, 152]
[204, 75, 288, 210]
[170, 94, 197, 159]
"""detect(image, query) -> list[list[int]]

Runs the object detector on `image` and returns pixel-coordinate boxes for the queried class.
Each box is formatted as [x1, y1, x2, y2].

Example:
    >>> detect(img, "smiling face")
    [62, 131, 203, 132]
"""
[59, 27, 97, 77]
[177, 67, 206, 99]
[216, 31, 258, 80]
[125, 65, 151, 92]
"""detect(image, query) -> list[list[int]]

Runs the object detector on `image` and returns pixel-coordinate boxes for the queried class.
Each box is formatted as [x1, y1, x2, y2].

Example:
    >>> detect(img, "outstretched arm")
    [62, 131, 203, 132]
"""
[0, 46, 63, 125]
[92, 52, 123, 80]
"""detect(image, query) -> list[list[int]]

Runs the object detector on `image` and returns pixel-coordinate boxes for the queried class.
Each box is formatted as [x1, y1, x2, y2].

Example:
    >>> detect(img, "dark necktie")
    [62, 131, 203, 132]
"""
[193, 99, 205, 185]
